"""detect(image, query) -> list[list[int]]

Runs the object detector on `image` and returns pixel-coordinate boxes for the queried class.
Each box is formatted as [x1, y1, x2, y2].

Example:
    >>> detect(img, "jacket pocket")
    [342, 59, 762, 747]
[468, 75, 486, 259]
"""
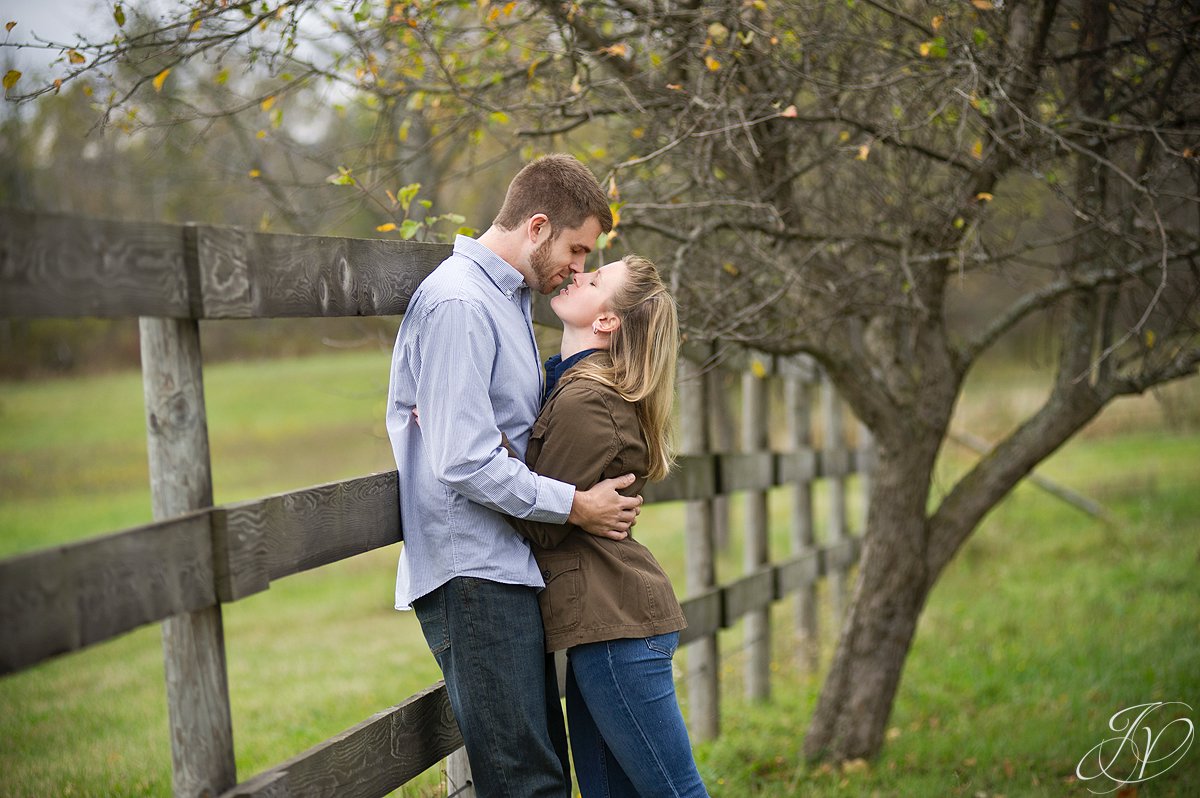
[538, 551, 582, 637]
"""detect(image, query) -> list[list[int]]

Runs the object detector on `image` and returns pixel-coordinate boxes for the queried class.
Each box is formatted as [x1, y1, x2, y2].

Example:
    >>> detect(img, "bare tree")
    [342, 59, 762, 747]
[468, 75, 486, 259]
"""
[6, 0, 1198, 764]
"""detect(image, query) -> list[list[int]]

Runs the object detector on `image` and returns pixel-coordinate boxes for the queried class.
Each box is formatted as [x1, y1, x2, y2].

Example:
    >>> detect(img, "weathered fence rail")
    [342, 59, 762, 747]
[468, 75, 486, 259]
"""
[0, 208, 869, 797]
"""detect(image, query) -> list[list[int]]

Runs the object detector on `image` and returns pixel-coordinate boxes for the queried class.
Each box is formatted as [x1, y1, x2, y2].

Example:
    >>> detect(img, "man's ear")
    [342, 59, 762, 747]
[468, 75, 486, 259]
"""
[527, 213, 551, 244]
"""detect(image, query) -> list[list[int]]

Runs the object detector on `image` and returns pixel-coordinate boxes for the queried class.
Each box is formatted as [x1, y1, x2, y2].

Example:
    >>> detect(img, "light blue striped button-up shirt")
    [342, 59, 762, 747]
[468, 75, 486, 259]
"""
[387, 236, 575, 610]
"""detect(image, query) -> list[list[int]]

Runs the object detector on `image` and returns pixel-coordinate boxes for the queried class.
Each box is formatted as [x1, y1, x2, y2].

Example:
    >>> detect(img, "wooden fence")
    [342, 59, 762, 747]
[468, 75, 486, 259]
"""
[0, 208, 871, 797]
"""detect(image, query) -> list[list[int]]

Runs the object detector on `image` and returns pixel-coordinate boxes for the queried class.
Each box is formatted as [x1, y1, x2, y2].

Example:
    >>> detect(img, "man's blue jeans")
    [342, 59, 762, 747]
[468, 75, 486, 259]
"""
[566, 632, 710, 797]
[413, 577, 569, 798]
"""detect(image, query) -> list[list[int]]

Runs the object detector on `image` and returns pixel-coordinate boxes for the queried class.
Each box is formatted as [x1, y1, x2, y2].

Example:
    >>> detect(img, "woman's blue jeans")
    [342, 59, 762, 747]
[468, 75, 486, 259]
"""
[413, 577, 570, 798]
[566, 632, 710, 797]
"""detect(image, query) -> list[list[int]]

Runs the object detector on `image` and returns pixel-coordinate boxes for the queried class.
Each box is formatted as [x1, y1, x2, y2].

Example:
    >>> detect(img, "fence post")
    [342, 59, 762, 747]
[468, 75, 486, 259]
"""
[785, 375, 819, 671]
[708, 368, 733, 552]
[447, 749, 473, 797]
[678, 355, 719, 741]
[821, 374, 848, 623]
[139, 316, 237, 797]
[742, 366, 770, 701]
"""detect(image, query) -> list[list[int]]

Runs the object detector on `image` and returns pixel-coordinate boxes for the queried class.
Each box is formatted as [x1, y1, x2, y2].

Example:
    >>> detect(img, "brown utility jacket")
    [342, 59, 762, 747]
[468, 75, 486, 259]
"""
[506, 358, 687, 652]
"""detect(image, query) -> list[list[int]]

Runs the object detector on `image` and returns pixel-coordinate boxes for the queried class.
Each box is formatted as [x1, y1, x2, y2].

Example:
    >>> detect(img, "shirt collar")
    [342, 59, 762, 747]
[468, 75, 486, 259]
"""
[453, 235, 528, 299]
[543, 348, 602, 403]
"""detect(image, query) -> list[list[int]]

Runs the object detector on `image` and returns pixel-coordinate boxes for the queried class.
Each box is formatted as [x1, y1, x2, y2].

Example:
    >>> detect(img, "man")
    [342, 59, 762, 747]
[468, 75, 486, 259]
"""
[386, 154, 641, 797]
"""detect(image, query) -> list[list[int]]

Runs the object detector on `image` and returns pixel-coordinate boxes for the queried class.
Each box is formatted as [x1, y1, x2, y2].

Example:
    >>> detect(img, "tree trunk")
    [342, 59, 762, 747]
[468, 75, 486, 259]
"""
[802, 425, 942, 761]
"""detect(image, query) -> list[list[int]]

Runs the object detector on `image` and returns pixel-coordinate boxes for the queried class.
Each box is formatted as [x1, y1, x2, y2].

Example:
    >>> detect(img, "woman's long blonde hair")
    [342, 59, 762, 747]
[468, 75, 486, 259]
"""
[572, 254, 679, 481]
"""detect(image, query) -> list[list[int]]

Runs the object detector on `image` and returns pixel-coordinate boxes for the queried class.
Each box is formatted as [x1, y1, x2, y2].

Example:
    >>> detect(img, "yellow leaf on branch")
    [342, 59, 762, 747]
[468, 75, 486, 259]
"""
[971, 138, 984, 159]
[152, 68, 170, 92]
[68, 50, 86, 64]
[261, 95, 276, 111]
[705, 55, 721, 71]
[376, 223, 398, 232]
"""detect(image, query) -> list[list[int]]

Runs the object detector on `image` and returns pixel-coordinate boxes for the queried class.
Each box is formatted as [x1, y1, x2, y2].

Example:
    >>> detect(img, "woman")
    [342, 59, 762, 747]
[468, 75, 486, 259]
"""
[506, 254, 710, 798]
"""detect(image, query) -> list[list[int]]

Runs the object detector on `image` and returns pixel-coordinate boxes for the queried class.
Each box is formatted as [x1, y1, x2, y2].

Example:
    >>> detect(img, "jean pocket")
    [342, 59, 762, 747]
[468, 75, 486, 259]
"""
[645, 631, 679, 657]
[414, 588, 451, 656]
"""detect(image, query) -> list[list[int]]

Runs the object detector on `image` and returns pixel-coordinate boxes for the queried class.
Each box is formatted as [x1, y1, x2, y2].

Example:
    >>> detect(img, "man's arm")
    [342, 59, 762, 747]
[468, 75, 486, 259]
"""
[410, 300, 639, 532]
[412, 298, 575, 523]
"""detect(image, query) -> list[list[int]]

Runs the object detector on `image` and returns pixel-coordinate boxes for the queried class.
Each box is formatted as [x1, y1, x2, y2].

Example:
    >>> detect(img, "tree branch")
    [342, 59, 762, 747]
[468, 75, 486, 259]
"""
[959, 246, 1200, 365]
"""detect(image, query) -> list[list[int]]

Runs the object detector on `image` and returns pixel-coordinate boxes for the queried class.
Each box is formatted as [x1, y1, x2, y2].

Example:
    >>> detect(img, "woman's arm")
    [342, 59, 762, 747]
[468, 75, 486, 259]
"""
[506, 383, 621, 549]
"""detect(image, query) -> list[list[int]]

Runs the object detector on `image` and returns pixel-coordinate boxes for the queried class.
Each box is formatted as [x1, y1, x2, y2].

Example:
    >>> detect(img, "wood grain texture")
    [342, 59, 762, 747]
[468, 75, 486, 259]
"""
[196, 228, 450, 318]
[219, 682, 462, 798]
[212, 472, 401, 601]
[0, 209, 193, 318]
[0, 513, 216, 675]
[140, 316, 237, 796]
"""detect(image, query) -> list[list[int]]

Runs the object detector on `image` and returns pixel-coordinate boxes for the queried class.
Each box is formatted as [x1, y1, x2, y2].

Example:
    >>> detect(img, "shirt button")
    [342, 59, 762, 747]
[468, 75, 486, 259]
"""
[542, 569, 552, 580]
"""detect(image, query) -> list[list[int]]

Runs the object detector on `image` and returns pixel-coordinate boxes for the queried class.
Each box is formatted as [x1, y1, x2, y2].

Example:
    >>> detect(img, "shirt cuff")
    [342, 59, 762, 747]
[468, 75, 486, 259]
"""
[527, 475, 574, 524]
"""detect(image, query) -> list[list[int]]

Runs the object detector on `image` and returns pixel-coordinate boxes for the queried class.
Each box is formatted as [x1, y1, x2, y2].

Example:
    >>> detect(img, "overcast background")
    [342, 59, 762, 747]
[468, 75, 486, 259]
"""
[2, 0, 120, 76]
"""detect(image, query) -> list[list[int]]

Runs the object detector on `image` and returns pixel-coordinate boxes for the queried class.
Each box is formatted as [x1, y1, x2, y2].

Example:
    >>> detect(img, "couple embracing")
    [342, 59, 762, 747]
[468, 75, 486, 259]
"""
[386, 154, 709, 798]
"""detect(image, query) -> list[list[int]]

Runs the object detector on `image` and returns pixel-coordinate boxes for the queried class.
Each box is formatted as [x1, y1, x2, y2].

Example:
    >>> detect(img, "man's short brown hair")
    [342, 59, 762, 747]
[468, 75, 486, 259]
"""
[493, 154, 614, 235]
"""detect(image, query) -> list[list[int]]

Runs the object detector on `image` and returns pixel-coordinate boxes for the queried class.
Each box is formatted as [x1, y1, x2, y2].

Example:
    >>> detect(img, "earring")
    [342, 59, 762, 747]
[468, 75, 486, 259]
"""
[592, 322, 602, 336]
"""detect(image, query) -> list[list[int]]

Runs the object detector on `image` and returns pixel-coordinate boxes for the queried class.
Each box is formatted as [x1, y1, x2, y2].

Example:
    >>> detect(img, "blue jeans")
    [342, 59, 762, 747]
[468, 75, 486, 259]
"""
[566, 632, 710, 797]
[414, 577, 570, 798]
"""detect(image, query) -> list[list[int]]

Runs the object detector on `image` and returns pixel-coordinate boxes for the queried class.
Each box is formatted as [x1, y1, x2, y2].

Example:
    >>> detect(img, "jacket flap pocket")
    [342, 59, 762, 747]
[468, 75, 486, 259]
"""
[539, 551, 580, 582]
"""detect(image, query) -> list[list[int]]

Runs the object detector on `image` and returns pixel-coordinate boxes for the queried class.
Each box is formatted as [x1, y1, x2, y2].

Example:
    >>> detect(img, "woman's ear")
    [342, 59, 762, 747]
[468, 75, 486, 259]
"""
[593, 314, 621, 335]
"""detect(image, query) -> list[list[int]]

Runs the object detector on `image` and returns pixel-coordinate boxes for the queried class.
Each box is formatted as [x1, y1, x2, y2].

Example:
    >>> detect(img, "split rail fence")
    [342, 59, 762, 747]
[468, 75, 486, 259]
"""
[0, 208, 872, 797]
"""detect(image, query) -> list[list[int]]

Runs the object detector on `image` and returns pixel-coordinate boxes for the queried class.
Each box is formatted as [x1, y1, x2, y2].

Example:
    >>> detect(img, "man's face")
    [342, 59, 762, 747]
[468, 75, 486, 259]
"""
[528, 216, 604, 295]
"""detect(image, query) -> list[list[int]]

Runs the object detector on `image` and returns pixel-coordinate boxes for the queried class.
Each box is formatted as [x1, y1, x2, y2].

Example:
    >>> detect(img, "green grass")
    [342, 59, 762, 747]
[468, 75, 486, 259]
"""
[1, 352, 1198, 796]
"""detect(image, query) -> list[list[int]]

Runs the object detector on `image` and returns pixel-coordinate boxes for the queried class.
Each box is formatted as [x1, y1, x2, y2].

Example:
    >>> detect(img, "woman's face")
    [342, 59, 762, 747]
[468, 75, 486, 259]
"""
[550, 258, 628, 332]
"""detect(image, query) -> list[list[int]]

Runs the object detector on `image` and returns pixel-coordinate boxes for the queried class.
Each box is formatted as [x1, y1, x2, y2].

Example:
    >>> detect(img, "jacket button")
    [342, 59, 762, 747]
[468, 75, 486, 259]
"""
[542, 569, 552, 580]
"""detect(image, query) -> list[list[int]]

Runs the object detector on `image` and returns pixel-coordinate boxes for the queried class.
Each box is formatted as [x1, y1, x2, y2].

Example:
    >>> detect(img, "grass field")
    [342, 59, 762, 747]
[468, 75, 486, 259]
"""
[0, 348, 1197, 796]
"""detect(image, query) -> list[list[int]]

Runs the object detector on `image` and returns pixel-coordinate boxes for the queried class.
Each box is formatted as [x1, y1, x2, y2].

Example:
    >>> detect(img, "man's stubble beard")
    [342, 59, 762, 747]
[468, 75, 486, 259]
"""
[528, 237, 559, 295]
